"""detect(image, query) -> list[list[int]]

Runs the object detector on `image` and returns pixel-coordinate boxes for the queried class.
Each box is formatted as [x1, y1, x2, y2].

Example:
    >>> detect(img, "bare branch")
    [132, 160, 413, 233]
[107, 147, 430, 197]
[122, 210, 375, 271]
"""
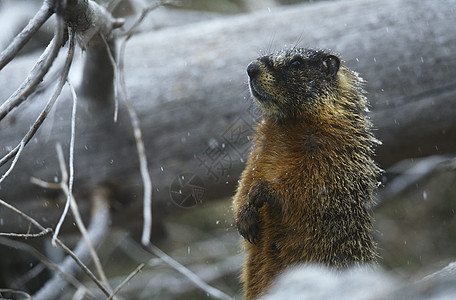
[0, 140, 25, 185]
[377, 156, 452, 203]
[0, 199, 47, 231]
[0, 0, 54, 70]
[52, 78, 78, 245]
[117, 4, 162, 245]
[0, 288, 32, 300]
[97, 3, 168, 245]
[107, 263, 145, 300]
[72, 287, 89, 300]
[34, 193, 112, 299]
[0, 237, 94, 299]
[29, 139, 108, 296]
[68, 80, 77, 200]
[1, 1, 127, 297]
[30, 177, 61, 189]
[146, 243, 234, 300]
[63, 0, 120, 48]
[11, 264, 46, 291]
[52, 143, 67, 246]
[121, 1, 168, 38]
[112, 0, 178, 247]
[57, 144, 113, 294]
[0, 16, 64, 121]
[47, 142, 113, 295]
[51, 30, 77, 244]
[100, 33, 119, 122]
[0, 21, 74, 173]
[0, 228, 52, 239]
[419, 261, 456, 282]
[0, 198, 111, 297]
[0, 0, 123, 121]
[120, 62, 153, 246]
[65, 83, 112, 291]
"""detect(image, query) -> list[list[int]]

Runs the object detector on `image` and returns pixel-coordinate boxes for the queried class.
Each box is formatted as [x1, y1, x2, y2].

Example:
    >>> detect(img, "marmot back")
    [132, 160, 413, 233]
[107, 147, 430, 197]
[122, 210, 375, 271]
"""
[233, 48, 381, 299]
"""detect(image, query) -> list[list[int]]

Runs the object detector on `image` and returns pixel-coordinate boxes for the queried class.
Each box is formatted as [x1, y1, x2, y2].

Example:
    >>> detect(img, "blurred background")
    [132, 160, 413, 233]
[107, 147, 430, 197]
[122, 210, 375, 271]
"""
[0, 0, 455, 298]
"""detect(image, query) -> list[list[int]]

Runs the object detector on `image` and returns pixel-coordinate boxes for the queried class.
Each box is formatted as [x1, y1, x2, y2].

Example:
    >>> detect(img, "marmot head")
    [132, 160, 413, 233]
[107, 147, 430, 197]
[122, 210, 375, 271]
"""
[247, 48, 364, 122]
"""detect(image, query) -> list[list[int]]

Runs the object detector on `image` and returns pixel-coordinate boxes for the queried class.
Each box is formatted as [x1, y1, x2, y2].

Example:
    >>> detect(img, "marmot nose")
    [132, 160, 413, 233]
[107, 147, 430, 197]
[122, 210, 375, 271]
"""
[247, 62, 261, 79]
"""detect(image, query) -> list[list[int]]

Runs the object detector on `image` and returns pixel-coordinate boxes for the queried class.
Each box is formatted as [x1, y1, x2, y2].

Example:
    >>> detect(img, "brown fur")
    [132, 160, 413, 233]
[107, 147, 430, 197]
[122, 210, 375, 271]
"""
[233, 48, 381, 299]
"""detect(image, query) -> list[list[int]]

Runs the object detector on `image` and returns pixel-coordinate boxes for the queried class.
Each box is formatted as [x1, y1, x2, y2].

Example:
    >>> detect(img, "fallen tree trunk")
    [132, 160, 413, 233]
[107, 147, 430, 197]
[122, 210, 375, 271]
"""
[0, 0, 455, 233]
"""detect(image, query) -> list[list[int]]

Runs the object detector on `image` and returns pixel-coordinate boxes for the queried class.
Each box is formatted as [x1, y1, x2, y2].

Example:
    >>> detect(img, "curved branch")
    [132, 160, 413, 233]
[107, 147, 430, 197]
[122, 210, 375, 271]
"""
[0, 237, 94, 299]
[0, 15, 64, 121]
[0, 0, 54, 70]
[49, 142, 113, 294]
[107, 263, 145, 300]
[420, 261, 456, 282]
[0, 288, 32, 300]
[116, 2, 166, 246]
[146, 243, 234, 300]
[0, 18, 71, 173]
[0, 228, 52, 238]
[0, 198, 108, 297]
[33, 193, 111, 300]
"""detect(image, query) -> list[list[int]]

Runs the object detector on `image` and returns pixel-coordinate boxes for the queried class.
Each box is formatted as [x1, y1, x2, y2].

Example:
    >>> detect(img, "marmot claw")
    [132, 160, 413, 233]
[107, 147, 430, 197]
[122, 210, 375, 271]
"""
[236, 204, 260, 244]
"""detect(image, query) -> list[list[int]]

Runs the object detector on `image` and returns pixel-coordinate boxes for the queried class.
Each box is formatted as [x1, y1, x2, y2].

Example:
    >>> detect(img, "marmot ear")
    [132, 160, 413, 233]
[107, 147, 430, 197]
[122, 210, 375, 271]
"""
[323, 55, 340, 76]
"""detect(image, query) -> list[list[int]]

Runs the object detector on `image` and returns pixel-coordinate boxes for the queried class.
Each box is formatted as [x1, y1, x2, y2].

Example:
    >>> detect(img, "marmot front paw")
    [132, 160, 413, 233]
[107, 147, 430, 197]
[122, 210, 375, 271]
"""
[236, 203, 260, 244]
[236, 182, 277, 244]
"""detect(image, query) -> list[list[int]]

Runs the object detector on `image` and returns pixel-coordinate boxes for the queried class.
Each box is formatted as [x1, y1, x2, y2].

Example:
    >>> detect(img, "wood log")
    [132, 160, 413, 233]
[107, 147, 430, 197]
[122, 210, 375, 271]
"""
[0, 0, 455, 233]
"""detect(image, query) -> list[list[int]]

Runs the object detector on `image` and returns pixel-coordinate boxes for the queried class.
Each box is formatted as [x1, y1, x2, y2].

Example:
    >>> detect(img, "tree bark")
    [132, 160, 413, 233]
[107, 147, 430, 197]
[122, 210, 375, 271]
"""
[1, 0, 455, 232]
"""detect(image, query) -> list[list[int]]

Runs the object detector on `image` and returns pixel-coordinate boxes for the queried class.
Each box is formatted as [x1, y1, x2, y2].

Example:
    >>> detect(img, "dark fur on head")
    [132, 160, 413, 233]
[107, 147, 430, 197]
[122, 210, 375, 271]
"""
[247, 48, 367, 122]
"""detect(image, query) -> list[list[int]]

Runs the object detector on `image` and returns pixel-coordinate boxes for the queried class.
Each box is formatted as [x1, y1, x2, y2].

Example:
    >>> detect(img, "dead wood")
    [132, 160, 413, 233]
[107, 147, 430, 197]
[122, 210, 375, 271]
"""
[0, 0, 455, 233]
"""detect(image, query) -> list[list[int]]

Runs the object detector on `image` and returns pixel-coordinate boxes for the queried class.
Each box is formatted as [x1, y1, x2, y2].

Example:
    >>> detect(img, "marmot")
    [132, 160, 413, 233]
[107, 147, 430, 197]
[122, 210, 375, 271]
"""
[233, 48, 381, 299]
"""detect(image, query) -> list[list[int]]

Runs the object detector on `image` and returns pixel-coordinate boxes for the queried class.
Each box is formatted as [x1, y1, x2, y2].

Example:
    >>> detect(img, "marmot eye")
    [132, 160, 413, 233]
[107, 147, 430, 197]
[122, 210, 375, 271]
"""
[289, 58, 304, 69]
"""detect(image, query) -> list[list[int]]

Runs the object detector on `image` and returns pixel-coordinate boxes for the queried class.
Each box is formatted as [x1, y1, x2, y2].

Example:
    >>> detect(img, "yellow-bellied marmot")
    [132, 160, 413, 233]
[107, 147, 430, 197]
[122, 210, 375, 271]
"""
[233, 48, 381, 299]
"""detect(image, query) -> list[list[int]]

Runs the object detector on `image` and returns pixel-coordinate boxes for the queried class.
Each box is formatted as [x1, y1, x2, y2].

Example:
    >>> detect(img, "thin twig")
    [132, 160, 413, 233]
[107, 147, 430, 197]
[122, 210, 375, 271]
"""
[0, 140, 25, 184]
[51, 142, 68, 245]
[0, 19, 73, 175]
[52, 81, 77, 245]
[33, 195, 112, 299]
[0, 228, 52, 238]
[117, 3, 167, 245]
[11, 263, 45, 290]
[0, 15, 65, 121]
[30, 177, 61, 189]
[50, 143, 113, 294]
[104, 0, 175, 247]
[98, 0, 162, 245]
[100, 33, 119, 122]
[72, 286, 89, 300]
[121, 1, 173, 38]
[66, 84, 111, 291]
[0, 198, 111, 297]
[68, 80, 77, 220]
[377, 155, 451, 204]
[51, 28, 76, 245]
[119, 57, 153, 246]
[0, 0, 54, 70]
[107, 263, 145, 300]
[114, 0, 177, 246]
[0, 199, 47, 230]
[65, 190, 112, 293]
[40, 243, 109, 298]
[0, 288, 32, 300]
[420, 261, 456, 282]
[146, 243, 234, 300]
[0, 237, 95, 299]
[102, 3, 159, 243]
